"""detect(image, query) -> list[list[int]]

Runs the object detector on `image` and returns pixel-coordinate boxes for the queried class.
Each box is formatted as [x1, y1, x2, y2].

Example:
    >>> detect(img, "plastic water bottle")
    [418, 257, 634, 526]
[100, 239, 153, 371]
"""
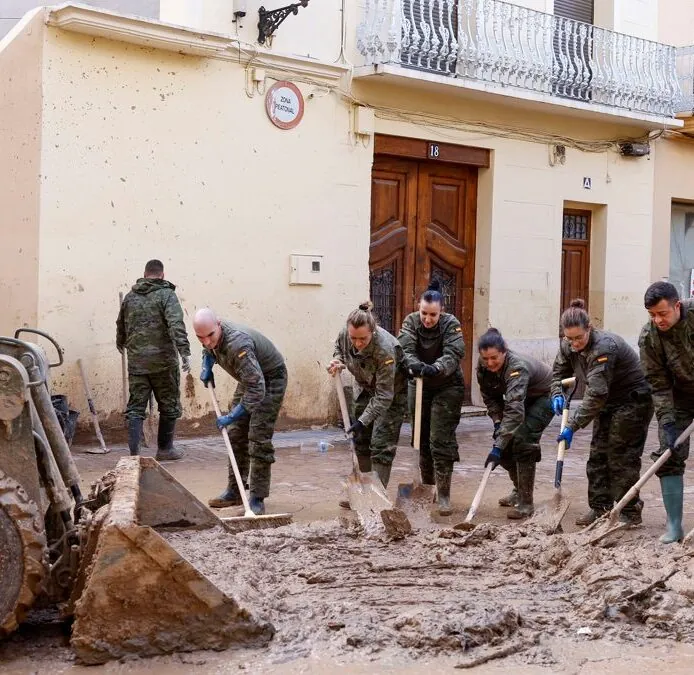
[318, 440, 334, 454]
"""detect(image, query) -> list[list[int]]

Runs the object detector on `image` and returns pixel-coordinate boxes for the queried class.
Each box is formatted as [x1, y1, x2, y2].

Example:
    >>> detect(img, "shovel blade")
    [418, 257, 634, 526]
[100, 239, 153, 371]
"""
[395, 481, 436, 509]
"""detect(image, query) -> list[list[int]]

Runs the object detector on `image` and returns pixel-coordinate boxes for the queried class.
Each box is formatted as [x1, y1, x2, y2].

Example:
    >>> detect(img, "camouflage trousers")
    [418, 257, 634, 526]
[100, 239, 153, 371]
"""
[654, 396, 694, 478]
[498, 395, 553, 473]
[126, 368, 181, 420]
[586, 394, 653, 515]
[353, 388, 407, 465]
[408, 382, 466, 481]
[226, 365, 287, 499]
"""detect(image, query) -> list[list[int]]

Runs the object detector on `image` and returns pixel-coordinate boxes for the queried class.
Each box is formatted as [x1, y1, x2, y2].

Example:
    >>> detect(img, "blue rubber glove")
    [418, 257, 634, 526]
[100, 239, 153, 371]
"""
[485, 446, 502, 470]
[557, 426, 573, 448]
[551, 395, 565, 416]
[200, 352, 216, 388]
[216, 404, 248, 429]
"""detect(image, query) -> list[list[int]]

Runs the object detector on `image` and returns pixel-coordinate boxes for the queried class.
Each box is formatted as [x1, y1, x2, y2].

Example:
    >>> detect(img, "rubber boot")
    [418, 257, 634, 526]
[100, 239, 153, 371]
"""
[155, 417, 184, 461]
[372, 462, 392, 489]
[127, 417, 143, 457]
[208, 461, 244, 508]
[339, 455, 373, 509]
[575, 508, 608, 527]
[435, 469, 453, 516]
[507, 462, 535, 519]
[249, 494, 265, 515]
[659, 475, 684, 544]
[499, 465, 519, 507]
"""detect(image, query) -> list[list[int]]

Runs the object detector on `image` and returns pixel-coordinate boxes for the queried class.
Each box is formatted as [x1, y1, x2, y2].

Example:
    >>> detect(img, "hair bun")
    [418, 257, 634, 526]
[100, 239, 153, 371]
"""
[358, 301, 373, 312]
[569, 298, 586, 310]
[427, 279, 442, 293]
[487, 327, 501, 335]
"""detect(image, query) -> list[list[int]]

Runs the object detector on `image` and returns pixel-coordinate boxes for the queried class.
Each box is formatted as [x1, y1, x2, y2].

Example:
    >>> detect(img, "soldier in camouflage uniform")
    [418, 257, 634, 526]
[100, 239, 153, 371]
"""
[329, 302, 407, 507]
[552, 299, 653, 526]
[477, 328, 553, 519]
[639, 281, 694, 544]
[194, 308, 286, 516]
[116, 259, 191, 461]
[398, 281, 465, 516]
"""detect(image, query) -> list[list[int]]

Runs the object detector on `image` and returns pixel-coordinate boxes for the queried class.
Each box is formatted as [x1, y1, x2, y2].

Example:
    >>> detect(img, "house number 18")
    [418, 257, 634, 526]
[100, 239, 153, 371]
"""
[428, 143, 440, 159]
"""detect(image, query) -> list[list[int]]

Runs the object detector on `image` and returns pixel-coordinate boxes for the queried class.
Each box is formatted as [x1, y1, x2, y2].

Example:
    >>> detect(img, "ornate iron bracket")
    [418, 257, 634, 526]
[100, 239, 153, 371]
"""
[258, 1, 309, 45]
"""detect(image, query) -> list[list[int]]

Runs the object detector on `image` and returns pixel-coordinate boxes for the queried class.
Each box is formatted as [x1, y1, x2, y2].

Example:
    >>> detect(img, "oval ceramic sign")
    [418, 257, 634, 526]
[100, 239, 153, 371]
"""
[265, 81, 304, 130]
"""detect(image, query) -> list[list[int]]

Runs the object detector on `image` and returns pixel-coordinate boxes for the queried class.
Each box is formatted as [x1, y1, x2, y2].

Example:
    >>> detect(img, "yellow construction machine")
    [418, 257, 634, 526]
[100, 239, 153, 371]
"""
[0, 330, 273, 664]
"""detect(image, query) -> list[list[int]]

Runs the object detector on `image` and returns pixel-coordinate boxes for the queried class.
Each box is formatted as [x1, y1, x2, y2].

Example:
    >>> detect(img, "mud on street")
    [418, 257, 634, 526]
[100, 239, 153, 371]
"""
[4, 415, 694, 674]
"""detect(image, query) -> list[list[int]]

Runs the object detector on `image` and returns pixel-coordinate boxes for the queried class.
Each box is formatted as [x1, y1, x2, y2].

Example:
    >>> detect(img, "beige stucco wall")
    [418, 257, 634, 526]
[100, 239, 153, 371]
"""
[595, 0, 659, 41]
[0, 9, 43, 334]
[659, 0, 694, 45]
[652, 137, 694, 281]
[35, 27, 370, 427]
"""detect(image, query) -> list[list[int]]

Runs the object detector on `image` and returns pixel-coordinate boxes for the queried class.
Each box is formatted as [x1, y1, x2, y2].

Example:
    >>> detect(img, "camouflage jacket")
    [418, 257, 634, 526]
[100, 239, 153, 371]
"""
[204, 320, 285, 413]
[639, 299, 694, 426]
[116, 278, 190, 375]
[333, 326, 406, 426]
[477, 350, 552, 450]
[551, 329, 649, 431]
[398, 312, 465, 389]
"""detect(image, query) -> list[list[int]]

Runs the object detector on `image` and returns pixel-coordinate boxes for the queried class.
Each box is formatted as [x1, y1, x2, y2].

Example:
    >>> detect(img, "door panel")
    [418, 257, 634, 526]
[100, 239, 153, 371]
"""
[369, 159, 418, 334]
[370, 157, 477, 400]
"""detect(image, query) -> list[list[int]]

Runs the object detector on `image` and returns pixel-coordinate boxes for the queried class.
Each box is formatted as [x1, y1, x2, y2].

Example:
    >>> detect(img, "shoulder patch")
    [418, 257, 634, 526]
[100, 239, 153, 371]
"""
[383, 358, 394, 366]
[596, 356, 608, 363]
[238, 350, 247, 359]
[509, 371, 520, 377]
[455, 326, 462, 332]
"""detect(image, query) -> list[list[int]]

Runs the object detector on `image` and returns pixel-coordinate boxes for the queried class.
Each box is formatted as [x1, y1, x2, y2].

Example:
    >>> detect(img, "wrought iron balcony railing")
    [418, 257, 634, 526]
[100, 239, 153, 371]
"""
[357, 0, 681, 118]
[676, 46, 694, 114]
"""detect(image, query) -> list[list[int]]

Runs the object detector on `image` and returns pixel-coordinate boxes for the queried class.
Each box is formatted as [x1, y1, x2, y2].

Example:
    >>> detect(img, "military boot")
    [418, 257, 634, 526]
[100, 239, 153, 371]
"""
[419, 450, 435, 486]
[659, 475, 684, 544]
[249, 494, 265, 515]
[499, 465, 519, 507]
[507, 462, 535, 519]
[575, 508, 609, 527]
[435, 468, 453, 516]
[339, 455, 372, 509]
[372, 462, 392, 489]
[208, 461, 244, 508]
[155, 417, 184, 461]
[127, 417, 144, 457]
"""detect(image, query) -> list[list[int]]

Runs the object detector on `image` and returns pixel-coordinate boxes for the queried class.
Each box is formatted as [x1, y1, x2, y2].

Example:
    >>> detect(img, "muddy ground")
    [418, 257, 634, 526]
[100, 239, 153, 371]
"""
[4, 415, 694, 673]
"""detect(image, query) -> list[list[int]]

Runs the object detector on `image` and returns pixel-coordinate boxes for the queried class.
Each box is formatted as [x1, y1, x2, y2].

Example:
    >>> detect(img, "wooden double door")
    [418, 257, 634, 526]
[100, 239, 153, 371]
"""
[368, 156, 477, 396]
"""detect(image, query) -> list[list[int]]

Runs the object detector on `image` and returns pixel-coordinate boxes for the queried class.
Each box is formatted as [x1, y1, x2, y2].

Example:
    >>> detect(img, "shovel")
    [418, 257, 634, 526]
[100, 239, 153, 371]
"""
[334, 372, 412, 539]
[396, 377, 436, 511]
[531, 376, 576, 533]
[454, 464, 494, 531]
[208, 385, 292, 532]
[77, 358, 111, 455]
[585, 419, 694, 544]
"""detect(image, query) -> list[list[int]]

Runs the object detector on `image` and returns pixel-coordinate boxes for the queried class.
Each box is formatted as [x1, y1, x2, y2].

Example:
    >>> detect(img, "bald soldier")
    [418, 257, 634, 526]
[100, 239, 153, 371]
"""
[193, 308, 287, 515]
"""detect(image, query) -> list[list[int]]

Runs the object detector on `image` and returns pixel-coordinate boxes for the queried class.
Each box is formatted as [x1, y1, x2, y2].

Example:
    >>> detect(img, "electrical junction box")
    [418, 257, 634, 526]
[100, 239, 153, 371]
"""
[354, 105, 375, 136]
[289, 254, 323, 285]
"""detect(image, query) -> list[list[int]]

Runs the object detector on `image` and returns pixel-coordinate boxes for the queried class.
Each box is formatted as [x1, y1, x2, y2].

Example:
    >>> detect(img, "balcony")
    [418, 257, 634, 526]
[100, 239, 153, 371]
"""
[356, 0, 681, 121]
[676, 46, 694, 115]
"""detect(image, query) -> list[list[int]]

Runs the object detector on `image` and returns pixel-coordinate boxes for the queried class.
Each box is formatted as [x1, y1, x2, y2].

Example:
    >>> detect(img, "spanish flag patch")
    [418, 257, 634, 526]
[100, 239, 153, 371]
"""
[384, 358, 394, 366]
[238, 351, 247, 359]
[597, 356, 608, 363]
[455, 327, 462, 332]
[509, 371, 520, 377]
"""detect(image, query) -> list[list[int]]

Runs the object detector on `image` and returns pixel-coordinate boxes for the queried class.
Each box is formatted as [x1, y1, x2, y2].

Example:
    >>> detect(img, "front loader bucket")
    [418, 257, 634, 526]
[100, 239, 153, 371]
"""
[69, 457, 273, 665]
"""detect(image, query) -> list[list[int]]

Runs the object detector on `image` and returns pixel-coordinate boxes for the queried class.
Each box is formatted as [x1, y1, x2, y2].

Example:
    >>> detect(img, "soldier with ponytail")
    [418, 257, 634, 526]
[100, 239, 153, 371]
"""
[397, 279, 465, 516]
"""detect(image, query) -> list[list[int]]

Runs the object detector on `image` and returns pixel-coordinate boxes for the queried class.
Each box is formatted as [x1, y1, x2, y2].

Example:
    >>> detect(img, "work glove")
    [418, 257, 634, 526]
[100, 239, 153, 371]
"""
[652, 422, 683, 461]
[420, 364, 440, 378]
[181, 355, 191, 373]
[200, 352, 216, 388]
[347, 419, 366, 441]
[216, 403, 248, 429]
[551, 395, 565, 416]
[492, 421, 501, 441]
[408, 362, 424, 377]
[485, 446, 502, 470]
[557, 426, 573, 449]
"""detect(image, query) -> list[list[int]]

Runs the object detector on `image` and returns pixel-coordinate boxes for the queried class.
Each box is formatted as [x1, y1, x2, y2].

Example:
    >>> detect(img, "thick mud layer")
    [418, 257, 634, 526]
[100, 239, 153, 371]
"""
[163, 519, 694, 667]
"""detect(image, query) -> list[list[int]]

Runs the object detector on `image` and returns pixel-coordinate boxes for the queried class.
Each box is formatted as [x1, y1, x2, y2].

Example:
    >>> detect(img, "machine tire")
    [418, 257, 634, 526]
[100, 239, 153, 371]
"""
[0, 470, 47, 637]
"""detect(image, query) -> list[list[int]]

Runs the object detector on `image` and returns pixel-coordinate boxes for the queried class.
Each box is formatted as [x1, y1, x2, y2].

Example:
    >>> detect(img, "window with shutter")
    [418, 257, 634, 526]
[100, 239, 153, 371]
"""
[554, 0, 594, 24]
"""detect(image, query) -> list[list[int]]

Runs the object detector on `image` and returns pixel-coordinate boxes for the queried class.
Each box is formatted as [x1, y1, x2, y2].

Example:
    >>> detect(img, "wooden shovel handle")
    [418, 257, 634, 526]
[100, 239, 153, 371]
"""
[414, 377, 423, 452]
[208, 385, 253, 516]
[465, 464, 493, 523]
